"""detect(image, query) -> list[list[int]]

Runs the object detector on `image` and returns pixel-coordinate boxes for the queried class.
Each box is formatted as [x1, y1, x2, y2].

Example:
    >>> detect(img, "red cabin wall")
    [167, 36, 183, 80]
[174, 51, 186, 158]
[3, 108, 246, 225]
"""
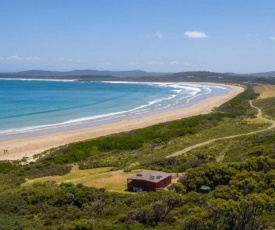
[156, 176, 172, 190]
[128, 176, 171, 192]
[128, 180, 156, 192]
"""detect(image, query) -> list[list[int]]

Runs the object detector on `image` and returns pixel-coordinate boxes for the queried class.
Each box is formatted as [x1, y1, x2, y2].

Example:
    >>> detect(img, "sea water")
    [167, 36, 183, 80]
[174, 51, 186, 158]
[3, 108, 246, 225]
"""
[0, 79, 230, 139]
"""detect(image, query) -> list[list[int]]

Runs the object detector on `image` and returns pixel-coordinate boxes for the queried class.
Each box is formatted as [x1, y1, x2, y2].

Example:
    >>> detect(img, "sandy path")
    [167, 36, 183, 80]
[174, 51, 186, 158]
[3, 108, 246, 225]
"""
[0, 84, 243, 161]
[167, 100, 275, 158]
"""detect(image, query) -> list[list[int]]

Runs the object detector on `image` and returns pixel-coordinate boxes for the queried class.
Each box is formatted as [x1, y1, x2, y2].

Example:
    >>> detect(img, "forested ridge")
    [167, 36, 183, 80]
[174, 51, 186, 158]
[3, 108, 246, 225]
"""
[1, 85, 275, 229]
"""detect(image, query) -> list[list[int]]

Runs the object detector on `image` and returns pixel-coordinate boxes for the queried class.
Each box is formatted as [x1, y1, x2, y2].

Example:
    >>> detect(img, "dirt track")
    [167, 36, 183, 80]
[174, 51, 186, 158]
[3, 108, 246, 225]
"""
[167, 100, 275, 158]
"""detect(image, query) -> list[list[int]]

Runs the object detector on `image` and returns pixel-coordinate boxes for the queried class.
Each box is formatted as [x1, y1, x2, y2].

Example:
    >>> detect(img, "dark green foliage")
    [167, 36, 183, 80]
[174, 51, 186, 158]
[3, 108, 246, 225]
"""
[222, 129, 275, 162]
[177, 156, 275, 229]
[0, 214, 44, 229]
[182, 156, 275, 191]
[217, 85, 258, 118]
[0, 161, 17, 174]
[34, 114, 228, 170]
[147, 156, 188, 173]
[1, 85, 275, 228]
[0, 183, 185, 229]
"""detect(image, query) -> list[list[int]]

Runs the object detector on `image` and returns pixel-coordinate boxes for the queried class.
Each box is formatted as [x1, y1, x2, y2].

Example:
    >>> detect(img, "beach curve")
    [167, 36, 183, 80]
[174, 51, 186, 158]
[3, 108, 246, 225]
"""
[0, 83, 244, 161]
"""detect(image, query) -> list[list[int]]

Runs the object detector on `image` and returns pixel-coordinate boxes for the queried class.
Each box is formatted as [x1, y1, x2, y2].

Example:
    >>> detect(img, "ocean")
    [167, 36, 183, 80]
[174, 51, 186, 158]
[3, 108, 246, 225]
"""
[0, 79, 230, 140]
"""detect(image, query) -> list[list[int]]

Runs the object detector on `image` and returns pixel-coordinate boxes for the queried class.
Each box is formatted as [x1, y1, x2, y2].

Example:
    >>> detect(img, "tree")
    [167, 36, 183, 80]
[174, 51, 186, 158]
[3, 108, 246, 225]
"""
[238, 193, 273, 230]
[207, 198, 239, 230]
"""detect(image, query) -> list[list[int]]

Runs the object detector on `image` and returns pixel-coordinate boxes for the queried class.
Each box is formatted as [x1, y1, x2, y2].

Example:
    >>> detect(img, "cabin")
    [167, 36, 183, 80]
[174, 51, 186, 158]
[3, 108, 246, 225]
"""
[127, 170, 172, 192]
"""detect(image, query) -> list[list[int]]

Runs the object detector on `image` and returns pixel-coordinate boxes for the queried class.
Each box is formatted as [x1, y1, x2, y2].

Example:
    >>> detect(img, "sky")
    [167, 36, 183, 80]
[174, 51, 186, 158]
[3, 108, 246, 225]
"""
[0, 0, 275, 73]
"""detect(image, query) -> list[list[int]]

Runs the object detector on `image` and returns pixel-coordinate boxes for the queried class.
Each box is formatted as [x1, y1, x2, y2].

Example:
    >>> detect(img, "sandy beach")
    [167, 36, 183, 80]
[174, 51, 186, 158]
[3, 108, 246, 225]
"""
[0, 84, 244, 161]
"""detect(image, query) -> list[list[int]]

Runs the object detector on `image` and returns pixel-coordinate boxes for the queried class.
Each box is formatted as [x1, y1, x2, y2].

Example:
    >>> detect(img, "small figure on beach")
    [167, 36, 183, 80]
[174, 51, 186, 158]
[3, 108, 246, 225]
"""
[3, 149, 8, 154]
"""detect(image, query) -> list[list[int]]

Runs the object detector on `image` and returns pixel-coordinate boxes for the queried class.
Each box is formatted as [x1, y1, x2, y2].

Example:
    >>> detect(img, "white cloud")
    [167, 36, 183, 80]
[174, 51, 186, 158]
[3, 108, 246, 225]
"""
[169, 61, 191, 66]
[184, 31, 208, 39]
[25, 56, 40, 61]
[6, 55, 23, 61]
[154, 31, 163, 39]
[170, 61, 180, 65]
[271, 37, 275, 40]
[5, 55, 39, 61]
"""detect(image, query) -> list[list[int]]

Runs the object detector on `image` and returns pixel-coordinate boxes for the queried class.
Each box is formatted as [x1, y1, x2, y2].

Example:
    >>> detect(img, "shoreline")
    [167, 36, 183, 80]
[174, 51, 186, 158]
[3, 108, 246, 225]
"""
[0, 83, 244, 161]
[0, 81, 228, 137]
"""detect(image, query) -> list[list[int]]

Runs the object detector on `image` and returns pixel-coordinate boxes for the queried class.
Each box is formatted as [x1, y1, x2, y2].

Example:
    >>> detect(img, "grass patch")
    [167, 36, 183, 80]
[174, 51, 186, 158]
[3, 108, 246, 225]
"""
[253, 84, 275, 99]
[254, 97, 275, 120]
[23, 167, 143, 193]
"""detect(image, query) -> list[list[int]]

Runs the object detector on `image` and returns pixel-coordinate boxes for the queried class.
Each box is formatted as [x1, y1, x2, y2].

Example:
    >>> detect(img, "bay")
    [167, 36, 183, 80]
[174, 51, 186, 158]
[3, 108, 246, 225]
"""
[0, 79, 230, 135]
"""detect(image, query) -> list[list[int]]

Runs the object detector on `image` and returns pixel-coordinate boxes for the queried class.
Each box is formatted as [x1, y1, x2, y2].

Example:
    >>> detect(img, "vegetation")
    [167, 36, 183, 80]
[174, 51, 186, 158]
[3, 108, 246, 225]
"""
[254, 96, 275, 119]
[1, 85, 275, 229]
[23, 167, 143, 193]
[31, 85, 264, 172]
[124, 72, 275, 85]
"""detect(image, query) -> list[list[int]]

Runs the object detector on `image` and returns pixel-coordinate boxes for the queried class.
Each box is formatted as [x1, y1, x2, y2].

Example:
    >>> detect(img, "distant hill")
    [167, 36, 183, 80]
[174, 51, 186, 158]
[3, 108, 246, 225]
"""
[172, 71, 227, 78]
[227, 71, 275, 77]
[130, 71, 229, 81]
[1, 70, 275, 85]
[123, 71, 275, 85]
[0, 70, 169, 78]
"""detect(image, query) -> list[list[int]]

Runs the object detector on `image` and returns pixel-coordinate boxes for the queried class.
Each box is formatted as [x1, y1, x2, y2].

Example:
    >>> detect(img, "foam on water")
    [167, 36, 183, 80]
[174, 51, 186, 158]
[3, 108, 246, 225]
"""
[0, 78, 76, 82]
[0, 80, 230, 138]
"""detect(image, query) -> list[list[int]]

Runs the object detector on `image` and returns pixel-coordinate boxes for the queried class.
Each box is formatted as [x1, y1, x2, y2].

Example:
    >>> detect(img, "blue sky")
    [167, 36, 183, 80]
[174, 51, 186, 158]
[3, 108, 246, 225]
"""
[0, 0, 275, 73]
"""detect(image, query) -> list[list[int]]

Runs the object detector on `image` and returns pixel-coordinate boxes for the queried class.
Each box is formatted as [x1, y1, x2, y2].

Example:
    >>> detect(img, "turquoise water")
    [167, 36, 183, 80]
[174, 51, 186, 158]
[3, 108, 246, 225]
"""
[0, 79, 230, 136]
